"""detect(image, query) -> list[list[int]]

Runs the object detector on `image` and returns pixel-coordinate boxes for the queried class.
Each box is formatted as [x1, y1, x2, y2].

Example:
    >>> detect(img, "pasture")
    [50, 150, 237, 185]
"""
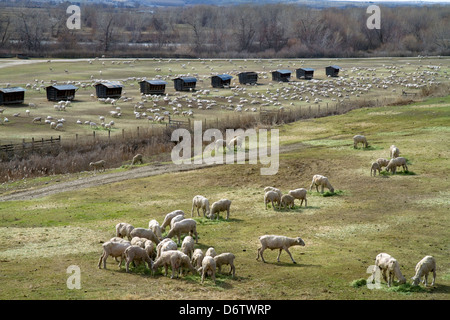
[0, 87, 449, 300]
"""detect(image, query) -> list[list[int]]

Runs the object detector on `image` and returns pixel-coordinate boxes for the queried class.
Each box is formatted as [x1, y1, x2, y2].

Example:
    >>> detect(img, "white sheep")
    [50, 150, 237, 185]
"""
[372, 253, 406, 287]
[353, 135, 368, 148]
[214, 253, 236, 277]
[166, 218, 198, 245]
[191, 195, 210, 217]
[124, 245, 153, 273]
[191, 248, 205, 269]
[131, 153, 143, 165]
[156, 238, 178, 259]
[209, 199, 231, 220]
[390, 145, 400, 158]
[411, 256, 436, 287]
[280, 194, 295, 209]
[376, 158, 390, 168]
[170, 214, 185, 229]
[89, 160, 106, 173]
[161, 210, 185, 231]
[205, 247, 217, 258]
[199, 256, 216, 284]
[370, 162, 381, 176]
[264, 190, 281, 210]
[115, 222, 135, 240]
[130, 237, 155, 259]
[98, 240, 131, 269]
[227, 136, 243, 150]
[129, 227, 160, 244]
[152, 250, 195, 278]
[385, 157, 408, 174]
[288, 188, 307, 207]
[180, 235, 195, 259]
[264, 186, 282, 198]
[256, 235, 305, 264]
[309, 174, 334, 194]
[148, 219, 163, 241]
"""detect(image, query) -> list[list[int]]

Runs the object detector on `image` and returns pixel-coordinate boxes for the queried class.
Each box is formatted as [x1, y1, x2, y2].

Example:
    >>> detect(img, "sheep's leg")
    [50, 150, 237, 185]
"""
[431, 270, 436, 286]
[103, 254, 108, 269]
[164, 265, 168, 277]
[226, 208, 229, 220]
[217, 264, 222, 274]
[126, 260, 131, 273]
[276, 249, 283, 262]
[231, 263, 235, 277]
[321, 185, 324, 194]
[285, 248, 297, 264]
[424, 274, 428, 286]
[98, 253, 104, 269]
[258, 247, 267, 263]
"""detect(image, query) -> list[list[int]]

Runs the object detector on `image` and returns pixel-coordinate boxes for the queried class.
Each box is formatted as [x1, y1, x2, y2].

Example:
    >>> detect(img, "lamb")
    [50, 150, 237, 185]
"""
[205, 247, 217, 258]
[309, 174, 334, 194]
[390, 145, 400, 158]
[288, 188, 307, 207]
[148, 219, 163, 241]
[129, 227, 160, 244]
[214, 253, 236, 277]
[123, 245, 153, 273]
[353, 135, 368, 148]
[264, 186, 282, 198]
[89, 160, 106, 173]
[98, 240, 131, 269]
[264, 190, 281, 210]
[372, 253, 406, 287]
[130, 237, 155, 258]
[156, 238, 178, 259]
[131, 153, 144, 165]
[161, 210, 185, 231]
[115, 222, 135, 240]
[170, 214, 184, 229]
[152, 250, 195, 278]
[385, 157, 408, 174]
[411, 256, 436, 287]
[165, 218, 198, 245]
[199, 256, 216, 284]
[191, 195, 210, 217]
[180, 235, 195, 258]
[256, 235, 305, 264]
[280, 194, 295, 209]
[209, 199, 231, 220]
[370, 162, 381, 176]
[376, 158, 390, 168]
[191, 248, 205, 269]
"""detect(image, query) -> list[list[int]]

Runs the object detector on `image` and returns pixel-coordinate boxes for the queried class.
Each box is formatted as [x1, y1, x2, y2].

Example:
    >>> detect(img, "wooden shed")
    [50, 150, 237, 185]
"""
[0, 87, 25, 105]
[325, 65, 341, 77]
[271, 69, 291, 82]
[46, 84, 78, 101]
[139, 80, 168, 95]
[95, 82, 123, 98]
[211, 74, 233, 88]
[173, 77, 197, 91]
[238, 72, 258, 85]
[296, 68, 315, 80]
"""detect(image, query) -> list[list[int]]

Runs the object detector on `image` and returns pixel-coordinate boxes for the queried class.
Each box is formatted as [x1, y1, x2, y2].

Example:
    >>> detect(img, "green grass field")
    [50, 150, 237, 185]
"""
[0, 91, 449, 300]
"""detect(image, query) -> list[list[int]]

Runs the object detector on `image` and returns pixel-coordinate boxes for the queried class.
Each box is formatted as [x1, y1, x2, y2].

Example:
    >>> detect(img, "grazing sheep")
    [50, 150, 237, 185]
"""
[130, 237, 155, 259]
[256, 235, 305, 264]
[178, 252, 198, 277]
[115, 222, 135, 240]
[170, 214, 185, 229]
[161, 210, 185, 231]
[191, 195, 210, 217]
[148, 219, 163, 241]
[180, 235, 195, 259]
[309, 174, 334, 194]
[130, 228, 160, 244]
[376, 158, 390, 168]
[156, 238, 178, 259]
[98, 240, 131, 269]
[390, 145, 400, 158]
[124, 245, 153, 273]
[205, 247, 217, 258]
[152, 250, 194, 278]
[166, 218, 198, 245]
[353, 135, 368, 148]
[214, 253, 236, 277]
[131, 153, 144, 165]
[371, 162, 382, 176]
[372, 253, 406, 287]
[280, 194, 295, 209]
[264, 190, 281, 210]
[89, 160, 106, 173]
[264, 186, 282, 198]
[411, 256, 436, 287]
[385, 157, 408, 174]
[191, 249, 205, 269]
[199, 256, 216, 284]
[288, 188, 307, 207]
[209, 199, 231, 220]
[32, 117, 42, 123]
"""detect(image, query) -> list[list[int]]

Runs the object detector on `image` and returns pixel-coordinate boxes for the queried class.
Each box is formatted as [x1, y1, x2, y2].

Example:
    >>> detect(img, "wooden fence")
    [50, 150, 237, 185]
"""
[0, 136, 61, 160]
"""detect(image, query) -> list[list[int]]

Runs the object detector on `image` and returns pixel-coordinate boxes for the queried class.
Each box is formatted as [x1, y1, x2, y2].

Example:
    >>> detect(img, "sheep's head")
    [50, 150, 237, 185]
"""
[411, 276, 420, 286]
[296, 237, 305, 246]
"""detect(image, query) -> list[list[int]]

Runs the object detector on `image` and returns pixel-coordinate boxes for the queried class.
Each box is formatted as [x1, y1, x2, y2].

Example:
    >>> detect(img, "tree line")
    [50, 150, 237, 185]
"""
[0, 2, 449, 58]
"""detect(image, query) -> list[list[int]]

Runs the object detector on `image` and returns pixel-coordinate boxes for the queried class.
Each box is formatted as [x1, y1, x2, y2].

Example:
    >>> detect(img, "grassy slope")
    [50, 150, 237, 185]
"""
[0, 96, 449, 300]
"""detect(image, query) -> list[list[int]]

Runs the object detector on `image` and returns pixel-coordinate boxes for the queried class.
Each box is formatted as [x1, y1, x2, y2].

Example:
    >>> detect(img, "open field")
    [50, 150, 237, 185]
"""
[0, 92, 449, 300]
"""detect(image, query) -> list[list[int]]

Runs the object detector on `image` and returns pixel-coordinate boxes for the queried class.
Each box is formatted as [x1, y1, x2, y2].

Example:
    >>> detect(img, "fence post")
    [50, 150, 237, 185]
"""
[93, 131, 95, 140]
[137, 126, 140, 138]
[32, 137, 34, 152]
[122, 129, 125, 139]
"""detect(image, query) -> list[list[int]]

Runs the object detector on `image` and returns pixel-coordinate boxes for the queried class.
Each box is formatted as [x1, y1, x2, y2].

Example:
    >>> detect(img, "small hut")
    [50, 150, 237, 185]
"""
[211, 74, 233, 88]
[325, 65, 341, 77]
[271, 70, 291, 82]
[139, 80, 168, 95]
[95, 82, 123, 98]
[46, 84, 78, 101]
[296, 68, 315, 80]
[238, 72, 258, 85]
[173, 77, 197, 91]
[0, 87, 26, 105]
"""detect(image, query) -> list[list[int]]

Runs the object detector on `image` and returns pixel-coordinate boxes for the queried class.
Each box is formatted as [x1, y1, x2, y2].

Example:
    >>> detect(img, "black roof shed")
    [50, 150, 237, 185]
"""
[0, 87, 26, 105]
[46, 84, 78, 101]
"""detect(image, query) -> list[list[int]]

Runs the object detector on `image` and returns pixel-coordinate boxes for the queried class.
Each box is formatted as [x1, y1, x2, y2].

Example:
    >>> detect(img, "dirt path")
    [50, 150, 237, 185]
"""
[0, 142, 308, 202]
